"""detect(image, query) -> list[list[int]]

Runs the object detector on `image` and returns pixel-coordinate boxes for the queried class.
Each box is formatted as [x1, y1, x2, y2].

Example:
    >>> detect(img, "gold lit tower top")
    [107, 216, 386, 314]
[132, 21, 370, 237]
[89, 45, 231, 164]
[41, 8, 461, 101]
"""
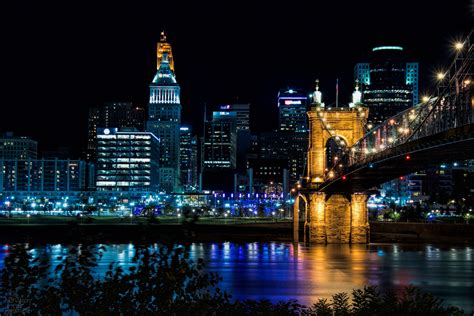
[157, 31, 175, 72]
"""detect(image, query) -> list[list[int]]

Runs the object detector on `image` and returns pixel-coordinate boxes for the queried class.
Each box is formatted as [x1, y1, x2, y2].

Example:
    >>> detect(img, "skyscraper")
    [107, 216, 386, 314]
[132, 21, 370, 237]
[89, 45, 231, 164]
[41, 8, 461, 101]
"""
[202, 111, 237, 170]
[219, 103, 251, 171]
[278, 89, 309, 132]
[180, 126, 198, 192]
[219, 103, 250, 131]
[146, 48, 181, 193]
[86, 103, 146, 162]
[354, 46, 419, 127]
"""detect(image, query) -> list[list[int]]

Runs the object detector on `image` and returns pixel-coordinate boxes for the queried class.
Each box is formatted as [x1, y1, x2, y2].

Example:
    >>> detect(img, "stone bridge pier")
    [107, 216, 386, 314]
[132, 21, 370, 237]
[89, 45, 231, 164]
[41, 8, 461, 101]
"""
[294, 192, 369, 243]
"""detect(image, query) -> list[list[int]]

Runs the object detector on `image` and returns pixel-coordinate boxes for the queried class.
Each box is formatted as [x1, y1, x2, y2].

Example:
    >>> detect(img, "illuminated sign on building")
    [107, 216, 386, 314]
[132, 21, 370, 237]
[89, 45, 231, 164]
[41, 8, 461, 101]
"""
[284, 100, 302, 105]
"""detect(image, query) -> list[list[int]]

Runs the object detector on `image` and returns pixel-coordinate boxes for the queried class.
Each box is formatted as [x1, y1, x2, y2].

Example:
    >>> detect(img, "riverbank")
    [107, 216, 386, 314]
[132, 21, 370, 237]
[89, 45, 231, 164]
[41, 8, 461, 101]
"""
[0, 219, 472, 244]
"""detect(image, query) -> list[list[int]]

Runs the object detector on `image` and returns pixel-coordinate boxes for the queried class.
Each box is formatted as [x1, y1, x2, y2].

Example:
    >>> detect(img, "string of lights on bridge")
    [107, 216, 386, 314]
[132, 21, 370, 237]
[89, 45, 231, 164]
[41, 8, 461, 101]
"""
[293, 34, 473, 192]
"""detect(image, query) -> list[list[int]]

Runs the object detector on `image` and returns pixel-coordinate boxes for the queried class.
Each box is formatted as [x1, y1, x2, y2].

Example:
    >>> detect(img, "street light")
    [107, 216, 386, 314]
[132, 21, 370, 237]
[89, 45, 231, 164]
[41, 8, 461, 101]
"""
[454, 42, 464, 50]
[437, 72, 445, 80]
[27, 214, 30, 224]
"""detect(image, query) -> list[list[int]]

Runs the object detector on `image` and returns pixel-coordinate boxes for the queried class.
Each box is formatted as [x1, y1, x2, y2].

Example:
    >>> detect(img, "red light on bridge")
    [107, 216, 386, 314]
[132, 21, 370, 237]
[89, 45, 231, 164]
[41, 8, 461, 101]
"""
[405, 155, 411, 161]
[399, 176, 404, 180]
[342, 175, 347, 181]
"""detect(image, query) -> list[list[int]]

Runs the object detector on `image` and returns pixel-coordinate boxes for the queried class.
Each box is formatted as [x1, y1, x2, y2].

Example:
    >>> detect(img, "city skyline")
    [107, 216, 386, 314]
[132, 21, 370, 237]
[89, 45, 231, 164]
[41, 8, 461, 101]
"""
[1, 1, 472, 153]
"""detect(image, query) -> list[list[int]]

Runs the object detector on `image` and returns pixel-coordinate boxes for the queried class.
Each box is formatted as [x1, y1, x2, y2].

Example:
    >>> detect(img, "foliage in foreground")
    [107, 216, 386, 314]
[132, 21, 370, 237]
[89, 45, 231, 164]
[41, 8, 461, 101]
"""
[0, 243, 465, 315]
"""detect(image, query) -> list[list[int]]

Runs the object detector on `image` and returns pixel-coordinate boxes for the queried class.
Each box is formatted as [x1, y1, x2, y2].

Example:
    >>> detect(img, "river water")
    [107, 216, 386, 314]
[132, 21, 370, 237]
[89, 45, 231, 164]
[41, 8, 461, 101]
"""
[0, 242, 472, 312]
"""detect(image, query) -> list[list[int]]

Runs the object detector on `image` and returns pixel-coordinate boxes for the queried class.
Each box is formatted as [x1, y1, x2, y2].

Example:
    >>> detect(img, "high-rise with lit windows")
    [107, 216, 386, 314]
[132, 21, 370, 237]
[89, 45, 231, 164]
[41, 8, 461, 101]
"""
[278, 89, 308, 132]
[146, 37, 181, 192]
[0, 132, 37, 160]
[179, 126, 198, 192]
[95, 128, 159, 192]
[354, 46, 418, 127]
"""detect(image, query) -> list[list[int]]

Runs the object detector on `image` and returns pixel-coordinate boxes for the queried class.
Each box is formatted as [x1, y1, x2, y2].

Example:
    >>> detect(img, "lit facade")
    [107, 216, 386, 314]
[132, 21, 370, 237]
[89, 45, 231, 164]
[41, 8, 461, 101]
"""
[146, 49, 181, 192]
[219, 103, 250, 131]
[202, 112, 237, 169]
[354, 46, 418, 127]
[156, 31, 174, 72]
[180, 126, 198, 191]
[278, 89, 308, 132]
[86, 103, 146, 162]
[0, 133, 37, 160]
[0, 158, 93, 192]
[252, 131, 306, 185]
[95, 128, 159, 192]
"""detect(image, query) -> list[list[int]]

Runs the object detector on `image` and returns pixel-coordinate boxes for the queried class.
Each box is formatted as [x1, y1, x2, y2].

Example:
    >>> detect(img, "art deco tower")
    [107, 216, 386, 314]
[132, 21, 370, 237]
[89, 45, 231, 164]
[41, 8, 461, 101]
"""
[156, 31, 174, 72]
[147, 37, 181, 192]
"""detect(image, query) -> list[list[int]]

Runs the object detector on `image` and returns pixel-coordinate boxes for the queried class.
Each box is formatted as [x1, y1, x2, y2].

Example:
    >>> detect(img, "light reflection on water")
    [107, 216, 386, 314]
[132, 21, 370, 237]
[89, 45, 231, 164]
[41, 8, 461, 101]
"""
[0, 242, 472, 312]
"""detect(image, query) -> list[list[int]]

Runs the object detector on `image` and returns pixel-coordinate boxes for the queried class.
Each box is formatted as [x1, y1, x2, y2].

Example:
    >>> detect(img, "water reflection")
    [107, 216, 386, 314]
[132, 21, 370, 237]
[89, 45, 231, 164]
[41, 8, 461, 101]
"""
[0, 243, 472, 312]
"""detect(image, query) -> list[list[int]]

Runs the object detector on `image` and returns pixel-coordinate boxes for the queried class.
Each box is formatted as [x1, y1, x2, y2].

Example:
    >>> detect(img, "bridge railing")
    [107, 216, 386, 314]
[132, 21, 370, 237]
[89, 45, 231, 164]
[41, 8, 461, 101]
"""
[345, 32, 473, 168]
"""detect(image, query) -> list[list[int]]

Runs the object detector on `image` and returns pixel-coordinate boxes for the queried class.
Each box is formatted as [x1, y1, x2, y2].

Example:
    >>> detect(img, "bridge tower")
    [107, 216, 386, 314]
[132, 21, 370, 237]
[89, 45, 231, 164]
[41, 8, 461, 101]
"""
[294, 80, 370, 243]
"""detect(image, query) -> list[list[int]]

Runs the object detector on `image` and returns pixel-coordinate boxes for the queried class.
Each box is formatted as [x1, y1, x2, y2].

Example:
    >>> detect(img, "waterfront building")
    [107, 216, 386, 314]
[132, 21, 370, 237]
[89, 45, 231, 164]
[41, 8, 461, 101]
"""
[95, 128, 160, 192]
[0, 132, 37, 160]
[0, 158, 93, 192]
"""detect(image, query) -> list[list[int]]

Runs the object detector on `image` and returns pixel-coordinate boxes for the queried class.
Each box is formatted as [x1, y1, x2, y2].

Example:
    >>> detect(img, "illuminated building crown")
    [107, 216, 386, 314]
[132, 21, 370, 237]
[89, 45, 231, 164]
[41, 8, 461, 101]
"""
[152, 52, 177, 85]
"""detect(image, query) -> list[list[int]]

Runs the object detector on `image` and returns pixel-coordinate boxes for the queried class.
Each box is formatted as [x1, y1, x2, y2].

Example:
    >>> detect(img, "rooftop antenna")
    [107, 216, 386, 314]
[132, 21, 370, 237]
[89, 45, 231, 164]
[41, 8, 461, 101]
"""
[335, 78, 339, 108]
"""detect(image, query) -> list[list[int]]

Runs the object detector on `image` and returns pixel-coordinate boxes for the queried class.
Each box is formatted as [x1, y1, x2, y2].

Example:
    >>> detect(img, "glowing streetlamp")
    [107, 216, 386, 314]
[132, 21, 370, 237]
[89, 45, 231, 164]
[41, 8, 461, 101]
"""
[436, 72, 445, 80]
[422, 96, 430, 103]
[454, 42, 464, 50]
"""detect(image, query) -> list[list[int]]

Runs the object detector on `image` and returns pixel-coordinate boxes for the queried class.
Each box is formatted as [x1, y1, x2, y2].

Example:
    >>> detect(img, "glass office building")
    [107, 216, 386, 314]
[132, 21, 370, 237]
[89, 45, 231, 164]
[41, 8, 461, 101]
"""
[96, 128, 160, 192]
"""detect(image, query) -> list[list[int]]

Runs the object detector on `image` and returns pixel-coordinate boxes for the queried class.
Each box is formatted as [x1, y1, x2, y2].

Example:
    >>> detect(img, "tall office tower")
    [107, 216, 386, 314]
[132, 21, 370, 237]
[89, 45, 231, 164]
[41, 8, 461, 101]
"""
[86, 103, 146, 162]
[180, 127, 198, 192]
[202, 111, 237, 169]
[0, 132, 37, 160]
[354, 46, 418, 127]
[278, 89, 309, 132]
[146, 50, 181, 193]
[86, 107, 101, 162]
[219, 103, 251, 171]
[201, 111, 238, 191]
[95, 128, 160, 192]
[257, 131, 307, 185]
[219, 103, 250, 131]
[157, 31, 174, 72]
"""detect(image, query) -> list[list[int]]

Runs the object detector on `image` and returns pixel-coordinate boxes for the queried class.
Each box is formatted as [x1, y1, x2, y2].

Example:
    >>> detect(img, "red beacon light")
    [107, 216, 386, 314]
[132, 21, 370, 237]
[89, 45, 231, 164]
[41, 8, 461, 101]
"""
[342, 175, 347, 181]
[405, 154, 411, 161]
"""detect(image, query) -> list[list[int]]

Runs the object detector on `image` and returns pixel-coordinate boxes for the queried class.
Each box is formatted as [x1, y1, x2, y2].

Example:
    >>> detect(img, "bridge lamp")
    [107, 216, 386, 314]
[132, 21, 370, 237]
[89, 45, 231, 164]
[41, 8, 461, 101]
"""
[328, 171, 335, 178]
[369, 163, 374, 168]
[436, 72, 445, 80]
[422, 96, 430, 103]
[454, 42, 464, 50]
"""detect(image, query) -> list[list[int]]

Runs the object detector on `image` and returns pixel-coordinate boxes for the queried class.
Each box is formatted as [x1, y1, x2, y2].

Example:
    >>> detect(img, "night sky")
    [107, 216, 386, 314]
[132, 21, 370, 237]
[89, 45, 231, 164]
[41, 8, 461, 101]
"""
[1, 1, 472, 155]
